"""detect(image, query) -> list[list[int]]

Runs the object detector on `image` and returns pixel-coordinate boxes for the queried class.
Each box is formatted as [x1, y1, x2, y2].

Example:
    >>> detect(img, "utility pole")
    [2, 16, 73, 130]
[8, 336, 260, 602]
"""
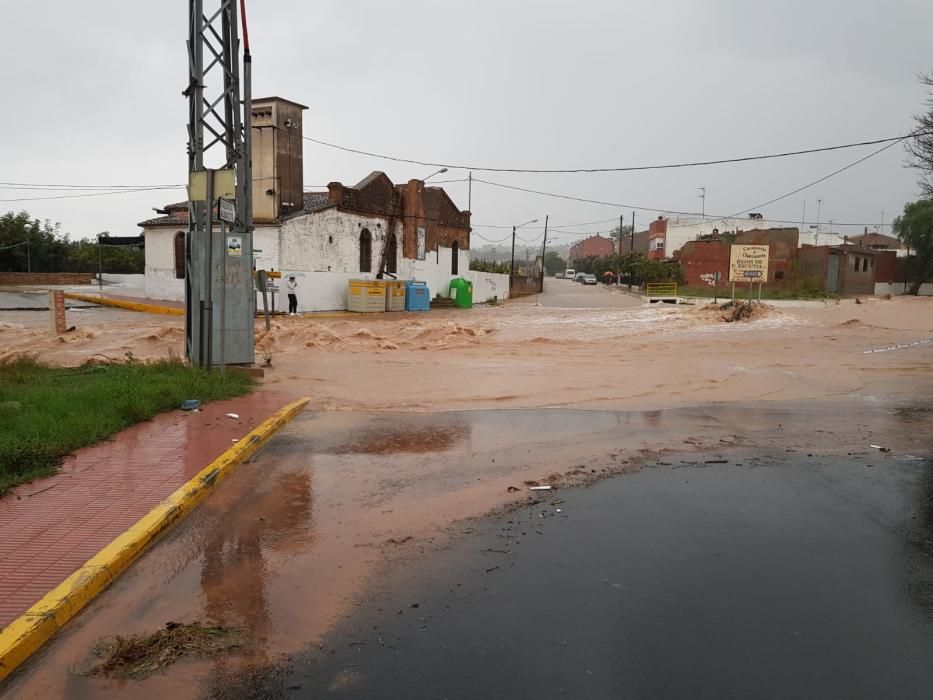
[185, 0, 253, 367]
[801, 200, 806, 231]
[698, 187, 706, 219]
[618, 213, 624, 257]
[540, 215, 549, 291]
[629, 211, 635, 291]
[880, 210, 884, 234]
[467, 171, 472, 214]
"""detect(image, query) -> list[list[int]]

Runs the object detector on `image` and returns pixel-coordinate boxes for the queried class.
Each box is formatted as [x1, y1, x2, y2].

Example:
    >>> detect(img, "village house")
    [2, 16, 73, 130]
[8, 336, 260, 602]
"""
[138, 97, 506, 311]
[798, 245, 880, 295]
[848, 231, 909, 257]
[569, 234, 616, 261]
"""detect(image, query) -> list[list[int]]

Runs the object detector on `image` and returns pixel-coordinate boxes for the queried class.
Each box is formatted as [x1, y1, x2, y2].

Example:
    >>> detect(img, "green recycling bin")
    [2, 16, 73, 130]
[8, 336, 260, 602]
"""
[448, 277, 473, 308]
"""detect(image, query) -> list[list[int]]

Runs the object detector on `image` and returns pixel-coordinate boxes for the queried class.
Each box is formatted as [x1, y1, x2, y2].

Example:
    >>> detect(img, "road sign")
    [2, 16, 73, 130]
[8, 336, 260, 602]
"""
[729, 245, 769, 283]
[218, 198, 236, 224]
[267, 271, 282, 279]
[266, 284, 279, 293]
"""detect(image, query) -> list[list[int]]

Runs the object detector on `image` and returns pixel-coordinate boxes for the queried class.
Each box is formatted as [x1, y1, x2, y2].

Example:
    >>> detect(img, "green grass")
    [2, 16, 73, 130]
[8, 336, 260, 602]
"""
[678, 285, 838, 301]
[0, 357, 255, 496]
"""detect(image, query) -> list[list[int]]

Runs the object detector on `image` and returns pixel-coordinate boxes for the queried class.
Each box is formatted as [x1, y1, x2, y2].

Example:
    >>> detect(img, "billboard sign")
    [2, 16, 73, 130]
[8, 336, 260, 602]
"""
[729, 245, 769, 283]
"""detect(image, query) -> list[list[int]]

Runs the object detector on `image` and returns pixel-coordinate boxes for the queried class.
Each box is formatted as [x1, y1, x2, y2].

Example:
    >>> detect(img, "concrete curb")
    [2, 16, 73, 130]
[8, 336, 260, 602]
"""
[63, 292, 184, 316]
[0, 396, 310, 683]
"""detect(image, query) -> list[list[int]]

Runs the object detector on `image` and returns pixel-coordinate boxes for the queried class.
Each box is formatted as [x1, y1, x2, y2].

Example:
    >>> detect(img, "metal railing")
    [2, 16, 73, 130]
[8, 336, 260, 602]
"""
[645, 282, 678, 298]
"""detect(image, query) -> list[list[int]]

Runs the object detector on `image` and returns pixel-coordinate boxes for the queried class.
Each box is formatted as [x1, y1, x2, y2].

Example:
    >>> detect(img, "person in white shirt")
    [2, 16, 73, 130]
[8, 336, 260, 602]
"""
[286, 275, 298, 315]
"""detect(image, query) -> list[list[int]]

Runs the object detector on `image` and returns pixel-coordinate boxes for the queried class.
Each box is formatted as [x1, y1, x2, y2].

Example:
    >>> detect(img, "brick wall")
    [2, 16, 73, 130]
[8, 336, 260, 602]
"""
[678, 240, 730, 287]
[735, 228, 800, 286]
[840, 249, 876, 296]
[509, 274, 543, 297]
[0, 272, 93, 285]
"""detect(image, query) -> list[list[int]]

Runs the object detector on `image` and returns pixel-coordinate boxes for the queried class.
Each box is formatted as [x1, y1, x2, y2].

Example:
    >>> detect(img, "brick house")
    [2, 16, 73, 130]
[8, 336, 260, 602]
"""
[798, 245, 879, 295]
[569, 234, 616, 262]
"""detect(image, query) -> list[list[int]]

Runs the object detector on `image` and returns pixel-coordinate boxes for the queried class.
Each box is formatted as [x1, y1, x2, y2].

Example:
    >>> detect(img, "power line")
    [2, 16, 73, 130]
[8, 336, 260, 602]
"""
[472, 231, 513, 244]
[300, 132, 919, 174]
[0, 186, 184, 203]
[0, 181, 183, 190]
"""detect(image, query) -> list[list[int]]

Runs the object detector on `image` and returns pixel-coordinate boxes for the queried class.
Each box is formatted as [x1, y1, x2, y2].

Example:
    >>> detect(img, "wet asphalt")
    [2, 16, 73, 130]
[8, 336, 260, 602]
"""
[213, 453, 933, 700]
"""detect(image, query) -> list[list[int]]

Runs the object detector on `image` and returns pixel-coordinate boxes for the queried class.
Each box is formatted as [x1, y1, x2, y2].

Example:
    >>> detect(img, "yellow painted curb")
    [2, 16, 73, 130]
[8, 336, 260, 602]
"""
[64, 292, 184, 316]
[0, 396, 310, 683]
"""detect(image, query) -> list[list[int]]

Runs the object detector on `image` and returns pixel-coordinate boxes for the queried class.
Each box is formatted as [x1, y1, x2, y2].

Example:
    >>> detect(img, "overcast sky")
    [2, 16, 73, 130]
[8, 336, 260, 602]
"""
[2, 0, 931, 248]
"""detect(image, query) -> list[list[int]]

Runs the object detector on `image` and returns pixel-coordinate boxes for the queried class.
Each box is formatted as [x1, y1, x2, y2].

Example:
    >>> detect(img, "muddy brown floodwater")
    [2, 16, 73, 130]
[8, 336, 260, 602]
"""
[3, 399, 931, 699]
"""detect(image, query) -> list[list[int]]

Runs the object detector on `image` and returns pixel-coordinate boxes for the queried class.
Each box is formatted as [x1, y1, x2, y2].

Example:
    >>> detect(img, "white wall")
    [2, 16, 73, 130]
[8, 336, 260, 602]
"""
[143, 227, 185, 301]
[101, 273, 145, 287]
[875, 282, 933, 296]
[279, 209, 403, 274]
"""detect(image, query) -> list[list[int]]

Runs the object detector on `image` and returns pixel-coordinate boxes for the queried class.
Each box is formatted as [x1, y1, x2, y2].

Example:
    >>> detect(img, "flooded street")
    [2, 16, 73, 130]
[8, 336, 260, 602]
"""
[3, 400, 932, 698]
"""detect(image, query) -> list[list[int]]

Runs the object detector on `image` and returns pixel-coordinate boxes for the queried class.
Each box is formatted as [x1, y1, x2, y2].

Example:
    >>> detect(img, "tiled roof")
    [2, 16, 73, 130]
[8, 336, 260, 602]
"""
[138, 208, 189, 228]
[303, 191, 332, 213]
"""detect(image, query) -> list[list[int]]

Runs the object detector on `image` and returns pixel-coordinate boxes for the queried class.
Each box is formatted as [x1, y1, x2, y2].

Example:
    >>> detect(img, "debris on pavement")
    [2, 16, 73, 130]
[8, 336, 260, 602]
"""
[88, 622, 245, 680]
[869, 444, 891, 452]
[180, 399, 201, 411]
[529, 485, 553, 491]
[225, 412, 240, 419]
[507, 486, 520, 493]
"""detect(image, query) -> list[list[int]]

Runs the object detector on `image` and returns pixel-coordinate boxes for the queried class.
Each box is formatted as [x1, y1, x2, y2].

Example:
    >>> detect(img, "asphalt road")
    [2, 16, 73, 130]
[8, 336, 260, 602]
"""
[231, 453, 933, 700]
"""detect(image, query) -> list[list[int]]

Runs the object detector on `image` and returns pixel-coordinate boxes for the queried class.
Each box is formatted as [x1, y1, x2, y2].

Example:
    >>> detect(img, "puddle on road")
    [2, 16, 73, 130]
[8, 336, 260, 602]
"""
[3, 402, 931, 699]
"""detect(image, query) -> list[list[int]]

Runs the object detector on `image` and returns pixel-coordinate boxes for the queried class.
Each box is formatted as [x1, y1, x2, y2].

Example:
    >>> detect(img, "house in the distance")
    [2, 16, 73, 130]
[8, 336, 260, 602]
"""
[848, 231, 909, 257]
[569, 234, 616, 262]
[139, 96, 507, 310]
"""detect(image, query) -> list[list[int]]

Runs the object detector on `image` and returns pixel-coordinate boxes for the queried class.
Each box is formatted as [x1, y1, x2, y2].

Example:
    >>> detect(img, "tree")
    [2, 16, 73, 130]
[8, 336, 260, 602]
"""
[893, 199, 933, 295]
[543, 250, 566, 275]
[906, 72, 933, 198]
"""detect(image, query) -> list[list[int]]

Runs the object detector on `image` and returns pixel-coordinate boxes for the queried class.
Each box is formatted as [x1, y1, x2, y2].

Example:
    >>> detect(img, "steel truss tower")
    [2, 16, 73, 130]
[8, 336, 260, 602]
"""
[186, 0, 254, 367]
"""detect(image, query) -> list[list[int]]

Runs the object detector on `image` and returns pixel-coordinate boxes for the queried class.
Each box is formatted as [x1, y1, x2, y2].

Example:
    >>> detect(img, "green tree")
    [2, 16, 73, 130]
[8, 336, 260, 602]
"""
[0, 212, 67, 272]
[893, 199, 933, 295]
[543, 250, 566, 275]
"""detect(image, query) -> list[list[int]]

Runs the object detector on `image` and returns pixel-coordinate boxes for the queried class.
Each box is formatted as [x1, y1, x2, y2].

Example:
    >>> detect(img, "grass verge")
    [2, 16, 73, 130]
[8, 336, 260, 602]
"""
[0, 356, 255, 496]
[678, 285, 838, 300]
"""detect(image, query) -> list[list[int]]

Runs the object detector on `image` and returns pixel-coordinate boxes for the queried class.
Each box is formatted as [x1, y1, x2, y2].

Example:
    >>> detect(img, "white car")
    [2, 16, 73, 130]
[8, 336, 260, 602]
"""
[564, 269, 576, 280]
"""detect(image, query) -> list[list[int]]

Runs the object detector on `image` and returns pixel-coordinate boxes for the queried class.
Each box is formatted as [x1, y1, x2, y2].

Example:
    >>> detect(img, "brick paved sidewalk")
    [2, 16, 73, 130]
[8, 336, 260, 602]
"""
[0, 390, 293, 630]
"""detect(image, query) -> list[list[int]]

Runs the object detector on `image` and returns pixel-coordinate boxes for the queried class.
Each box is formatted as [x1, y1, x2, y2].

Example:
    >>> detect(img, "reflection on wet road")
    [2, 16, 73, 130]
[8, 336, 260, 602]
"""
[2, 402, 931, 699]
[280, 455, 933, 699]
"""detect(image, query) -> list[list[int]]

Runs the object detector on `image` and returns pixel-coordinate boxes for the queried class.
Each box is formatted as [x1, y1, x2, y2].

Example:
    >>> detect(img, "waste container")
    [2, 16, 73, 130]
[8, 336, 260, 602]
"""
[348, 279, 387, 313]
[448, 278, 473, 308]
[405, 280, 431, 311]
[385, 280, 406, 312]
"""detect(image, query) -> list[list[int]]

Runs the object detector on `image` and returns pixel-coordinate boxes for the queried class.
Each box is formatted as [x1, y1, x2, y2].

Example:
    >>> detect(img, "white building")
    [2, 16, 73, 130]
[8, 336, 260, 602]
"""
[139, 97, 507, 311]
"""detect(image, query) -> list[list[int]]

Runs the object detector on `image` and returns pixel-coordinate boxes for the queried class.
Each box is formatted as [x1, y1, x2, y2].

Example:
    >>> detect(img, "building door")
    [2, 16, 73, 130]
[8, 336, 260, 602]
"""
[360, 229, 372, 273]
[826, 253, 840, 293]
[174, 232, 185, 279]
[451, 240, 459, 275]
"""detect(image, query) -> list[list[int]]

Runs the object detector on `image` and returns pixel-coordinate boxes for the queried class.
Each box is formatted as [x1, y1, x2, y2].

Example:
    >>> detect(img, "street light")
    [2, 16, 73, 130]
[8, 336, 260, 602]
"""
[423, 167, 448, 181]
[510, 218, 539, 289]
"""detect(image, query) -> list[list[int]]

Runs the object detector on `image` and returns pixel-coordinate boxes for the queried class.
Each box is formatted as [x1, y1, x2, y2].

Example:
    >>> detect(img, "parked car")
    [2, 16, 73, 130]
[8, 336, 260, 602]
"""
[575, 272, 587, 283]
[554, 271, 564, 279]
[583, 274, 598, 285]
[564, 269, 576, 280]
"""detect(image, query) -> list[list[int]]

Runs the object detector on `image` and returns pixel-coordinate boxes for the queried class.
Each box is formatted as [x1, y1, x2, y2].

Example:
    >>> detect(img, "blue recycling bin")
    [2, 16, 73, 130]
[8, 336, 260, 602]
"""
[405, 280, 431, 311]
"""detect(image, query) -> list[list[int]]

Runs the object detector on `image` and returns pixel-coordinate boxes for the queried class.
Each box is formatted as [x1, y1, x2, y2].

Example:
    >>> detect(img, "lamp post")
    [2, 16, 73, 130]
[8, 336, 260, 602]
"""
[510, 218, 538, 292]
[423, 167, 448, 182]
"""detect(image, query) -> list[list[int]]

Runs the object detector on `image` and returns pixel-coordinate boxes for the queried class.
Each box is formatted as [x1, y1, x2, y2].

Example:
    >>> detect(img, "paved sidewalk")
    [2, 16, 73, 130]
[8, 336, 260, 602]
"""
[0, 390, 293, 630]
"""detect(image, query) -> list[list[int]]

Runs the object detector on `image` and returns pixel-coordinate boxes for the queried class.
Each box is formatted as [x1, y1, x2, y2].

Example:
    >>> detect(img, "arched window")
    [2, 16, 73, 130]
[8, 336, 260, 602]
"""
[174, 232, 185, 279]
[385, 234, 398, 274]
[360, 228, 372, 273]
[451, 240, 459, 275]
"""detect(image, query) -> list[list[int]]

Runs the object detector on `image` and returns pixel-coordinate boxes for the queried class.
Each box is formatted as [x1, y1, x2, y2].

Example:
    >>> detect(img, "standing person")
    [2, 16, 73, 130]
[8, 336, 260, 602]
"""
[286, 275, 299, 315]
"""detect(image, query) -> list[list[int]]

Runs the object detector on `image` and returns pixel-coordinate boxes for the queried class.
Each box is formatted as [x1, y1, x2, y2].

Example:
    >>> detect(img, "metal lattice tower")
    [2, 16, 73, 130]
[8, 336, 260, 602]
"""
[186, 0, 254, 367]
